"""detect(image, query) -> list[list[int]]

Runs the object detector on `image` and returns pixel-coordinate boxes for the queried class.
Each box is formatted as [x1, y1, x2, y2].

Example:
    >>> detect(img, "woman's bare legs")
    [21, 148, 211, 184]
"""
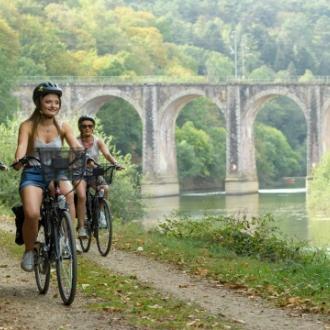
[20, 186, 43, 252]
[75, 180, 87, 230]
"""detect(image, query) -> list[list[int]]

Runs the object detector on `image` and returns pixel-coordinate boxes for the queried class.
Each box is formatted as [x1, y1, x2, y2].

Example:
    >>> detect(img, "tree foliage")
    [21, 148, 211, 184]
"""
[0, 0, 321, 189]
[255, 123, 301, 187]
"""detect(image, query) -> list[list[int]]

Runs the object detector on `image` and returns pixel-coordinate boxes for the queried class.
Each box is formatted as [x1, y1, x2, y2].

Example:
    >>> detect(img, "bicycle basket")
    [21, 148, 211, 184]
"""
[36, 148, 86, 181]
[84, 163, 116, 185]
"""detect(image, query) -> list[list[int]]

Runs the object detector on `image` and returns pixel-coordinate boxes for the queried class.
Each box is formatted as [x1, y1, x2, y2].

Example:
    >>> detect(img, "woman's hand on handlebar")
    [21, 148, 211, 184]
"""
[11, 155, 39, 171]
[114, 162, 124, 170]
[11, 159, 24, 171]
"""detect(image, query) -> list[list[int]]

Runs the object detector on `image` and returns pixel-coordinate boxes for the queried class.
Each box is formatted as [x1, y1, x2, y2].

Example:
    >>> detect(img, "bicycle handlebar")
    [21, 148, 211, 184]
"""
[11, 155, 41, 168]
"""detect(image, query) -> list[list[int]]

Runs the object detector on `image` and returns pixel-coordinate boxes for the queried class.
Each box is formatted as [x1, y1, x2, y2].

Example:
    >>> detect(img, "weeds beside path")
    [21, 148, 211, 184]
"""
[87, 247, 328, 330]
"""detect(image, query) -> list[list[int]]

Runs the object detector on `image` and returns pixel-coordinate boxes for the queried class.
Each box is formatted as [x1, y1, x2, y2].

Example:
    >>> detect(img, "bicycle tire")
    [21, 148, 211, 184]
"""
[96, 199, 112, 256]
[34, 240, 50, 294]
[55, 210, 77, 305]
[79, 226, 92, 252]
[79, 195, 93, 252]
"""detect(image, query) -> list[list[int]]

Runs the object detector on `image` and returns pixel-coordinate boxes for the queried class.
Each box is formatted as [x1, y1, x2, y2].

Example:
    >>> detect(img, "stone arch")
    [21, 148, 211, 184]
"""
[240, 87, 308, 179]
[243, 88, 308, 123]
[74, 89, 143, 120]
[159, 88, 226, 123]
[157, 88, 226, 180]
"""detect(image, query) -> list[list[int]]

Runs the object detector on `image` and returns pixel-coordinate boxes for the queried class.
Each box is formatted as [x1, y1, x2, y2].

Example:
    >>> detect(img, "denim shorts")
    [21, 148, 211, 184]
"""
[19, 167, 50, 192]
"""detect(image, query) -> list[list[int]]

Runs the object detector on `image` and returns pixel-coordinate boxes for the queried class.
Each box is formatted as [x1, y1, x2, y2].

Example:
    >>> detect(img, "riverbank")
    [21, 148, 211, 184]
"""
[115, 216, 330, 318]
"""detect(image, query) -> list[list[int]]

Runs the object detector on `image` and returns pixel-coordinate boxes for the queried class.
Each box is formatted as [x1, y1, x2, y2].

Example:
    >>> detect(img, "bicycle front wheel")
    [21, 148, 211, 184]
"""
[55, 210, 77, 305]
[79, 220, 92, 253]
[96, 199, 112, 256]
[34, 240, 50, 294]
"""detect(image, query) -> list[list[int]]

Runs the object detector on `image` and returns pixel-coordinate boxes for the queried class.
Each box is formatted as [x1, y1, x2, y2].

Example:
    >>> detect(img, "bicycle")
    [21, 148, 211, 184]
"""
[79, 162, 117, 257]
[13, 149, 86, 305]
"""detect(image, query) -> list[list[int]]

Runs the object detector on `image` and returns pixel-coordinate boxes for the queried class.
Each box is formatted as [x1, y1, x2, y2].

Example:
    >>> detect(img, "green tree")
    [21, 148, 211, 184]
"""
[0, 17, 19, 121]
[248, 65, 275, 81]
[96, 98, 142, 165]
[176, 121, 213, 180]
[206, 52, 233, 82]
[255, 123, 301, 187]
[256, 97, 307, 178]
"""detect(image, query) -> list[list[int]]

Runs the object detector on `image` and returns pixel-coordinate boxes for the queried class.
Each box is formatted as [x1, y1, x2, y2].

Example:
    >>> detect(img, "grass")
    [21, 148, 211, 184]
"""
[0, 228, 238, 330]
[114, 215, 330, 315]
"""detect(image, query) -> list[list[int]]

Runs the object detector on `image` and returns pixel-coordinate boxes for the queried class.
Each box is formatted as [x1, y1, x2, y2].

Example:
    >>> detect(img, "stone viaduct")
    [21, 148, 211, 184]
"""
[15, 80, 330, 197]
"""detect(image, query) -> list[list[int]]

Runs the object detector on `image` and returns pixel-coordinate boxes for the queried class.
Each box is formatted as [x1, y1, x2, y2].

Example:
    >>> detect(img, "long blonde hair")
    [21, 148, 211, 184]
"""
[26, 103, 63, 155]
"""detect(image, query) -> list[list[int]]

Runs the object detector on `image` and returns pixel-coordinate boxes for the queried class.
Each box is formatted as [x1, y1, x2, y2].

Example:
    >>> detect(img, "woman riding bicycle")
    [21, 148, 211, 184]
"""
[74, 115, 123, 234]
[13, 81, 82, 272]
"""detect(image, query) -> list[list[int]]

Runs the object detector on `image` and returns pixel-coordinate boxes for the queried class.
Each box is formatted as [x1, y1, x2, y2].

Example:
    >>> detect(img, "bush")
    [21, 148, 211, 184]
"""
[308, 152, 330, 213]
[0, 117, 22, 211]
[156, 214, 308, 263]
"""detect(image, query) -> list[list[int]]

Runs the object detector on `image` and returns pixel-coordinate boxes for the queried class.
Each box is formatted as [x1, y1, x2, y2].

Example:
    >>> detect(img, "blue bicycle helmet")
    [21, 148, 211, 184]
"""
[33, 81, 62, 106]
[78, 114, 96, 127]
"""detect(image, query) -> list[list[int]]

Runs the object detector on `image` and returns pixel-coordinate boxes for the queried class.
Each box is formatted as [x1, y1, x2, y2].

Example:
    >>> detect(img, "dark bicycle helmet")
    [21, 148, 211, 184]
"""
[78, 114, 96, 127]
[32, 81, 63, 106]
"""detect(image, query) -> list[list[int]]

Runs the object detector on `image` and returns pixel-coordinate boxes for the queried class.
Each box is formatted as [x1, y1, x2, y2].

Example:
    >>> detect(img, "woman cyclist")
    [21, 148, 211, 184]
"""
[75, 115, 123, 233]
[13, 81, 82, 272]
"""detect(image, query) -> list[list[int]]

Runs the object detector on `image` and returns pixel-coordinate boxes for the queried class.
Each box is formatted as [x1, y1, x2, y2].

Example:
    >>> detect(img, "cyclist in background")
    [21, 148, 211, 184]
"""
[75, 115, 123, 233]
[13, 81, 83, 272]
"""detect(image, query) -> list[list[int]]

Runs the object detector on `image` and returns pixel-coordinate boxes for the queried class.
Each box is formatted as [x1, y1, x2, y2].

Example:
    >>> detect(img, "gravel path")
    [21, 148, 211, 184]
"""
[0, 219, 329, 329]
[88, 247, 329, 330]
[0, 245, 132, 330]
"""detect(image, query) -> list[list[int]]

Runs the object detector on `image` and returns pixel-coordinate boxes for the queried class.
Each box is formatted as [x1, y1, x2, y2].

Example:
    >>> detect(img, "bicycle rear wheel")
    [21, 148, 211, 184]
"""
[96, 199, 112, 256]
[34, 237, 50, 294]
[56, 210, 77, 305]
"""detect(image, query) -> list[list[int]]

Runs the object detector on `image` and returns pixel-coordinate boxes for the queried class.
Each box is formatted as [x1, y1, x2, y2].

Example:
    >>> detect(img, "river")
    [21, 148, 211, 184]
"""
[143, 189, 330, 248]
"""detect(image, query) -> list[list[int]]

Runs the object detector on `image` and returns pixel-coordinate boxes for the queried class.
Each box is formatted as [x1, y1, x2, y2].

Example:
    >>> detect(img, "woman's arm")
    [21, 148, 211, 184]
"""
[13, 121, 30, 169]
[97, 138, 118, 165]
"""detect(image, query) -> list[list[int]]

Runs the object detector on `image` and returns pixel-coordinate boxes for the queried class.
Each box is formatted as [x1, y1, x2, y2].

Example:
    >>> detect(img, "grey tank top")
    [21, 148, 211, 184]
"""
[31, 135, 63, 166]
[34, 135, 62, 149]
[77, 136, 99, 162]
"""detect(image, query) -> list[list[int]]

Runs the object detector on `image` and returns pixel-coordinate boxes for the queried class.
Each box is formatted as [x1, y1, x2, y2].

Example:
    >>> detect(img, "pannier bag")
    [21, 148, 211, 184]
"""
[12, 205, 24, 245]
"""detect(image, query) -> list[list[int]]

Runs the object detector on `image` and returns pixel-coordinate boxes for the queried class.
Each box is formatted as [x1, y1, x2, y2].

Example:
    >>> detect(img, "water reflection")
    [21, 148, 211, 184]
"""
[225, 193, 259, 218]
[143, 196, 180, 228]
[142, 190, 330, 247]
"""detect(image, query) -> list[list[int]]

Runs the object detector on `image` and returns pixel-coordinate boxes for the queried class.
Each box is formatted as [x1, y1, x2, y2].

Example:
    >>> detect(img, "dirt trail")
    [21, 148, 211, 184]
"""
[0, 246, 132, 330]
[0, 219, 329, 330]
[89, 248, 329, 330]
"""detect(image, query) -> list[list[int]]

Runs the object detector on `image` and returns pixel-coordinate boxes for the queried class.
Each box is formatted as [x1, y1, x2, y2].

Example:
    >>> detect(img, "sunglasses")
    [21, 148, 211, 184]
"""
[81, 124, 94, 129]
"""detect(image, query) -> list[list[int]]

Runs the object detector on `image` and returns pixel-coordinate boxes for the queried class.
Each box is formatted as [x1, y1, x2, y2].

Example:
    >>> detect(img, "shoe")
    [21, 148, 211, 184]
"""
[98, 211, 107, 228]
[76, 239, 82, 254]
[21, 250, 35, 272]
[36, 227, 45, 243]
[78, 227, 88, 239]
